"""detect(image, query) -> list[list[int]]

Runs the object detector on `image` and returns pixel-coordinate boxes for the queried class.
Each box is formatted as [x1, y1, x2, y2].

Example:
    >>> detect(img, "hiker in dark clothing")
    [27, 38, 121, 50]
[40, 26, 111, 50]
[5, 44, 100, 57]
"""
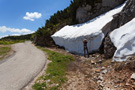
[83, 39, 89, 58]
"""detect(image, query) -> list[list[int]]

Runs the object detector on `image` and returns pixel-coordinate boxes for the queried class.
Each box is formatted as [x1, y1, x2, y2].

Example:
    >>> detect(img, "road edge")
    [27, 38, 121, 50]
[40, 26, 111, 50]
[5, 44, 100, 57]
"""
[22, 50, 50, 90]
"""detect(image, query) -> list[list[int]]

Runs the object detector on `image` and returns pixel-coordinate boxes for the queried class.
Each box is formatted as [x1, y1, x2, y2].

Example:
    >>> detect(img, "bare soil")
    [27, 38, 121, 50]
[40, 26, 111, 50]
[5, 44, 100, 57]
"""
[47, 47, 135, 90]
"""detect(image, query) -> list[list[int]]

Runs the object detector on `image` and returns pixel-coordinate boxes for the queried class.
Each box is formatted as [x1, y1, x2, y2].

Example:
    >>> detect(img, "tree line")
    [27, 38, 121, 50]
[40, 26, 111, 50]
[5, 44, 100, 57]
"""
[33, 0, 98, 46]
[0, 0, 98, 46]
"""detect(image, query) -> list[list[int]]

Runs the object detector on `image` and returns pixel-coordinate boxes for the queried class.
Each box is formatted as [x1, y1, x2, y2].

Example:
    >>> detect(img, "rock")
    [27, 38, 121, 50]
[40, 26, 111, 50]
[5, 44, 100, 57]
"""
[104, 35, 116, 59]
[127, 57, 133, 61]
[95, 69, 101, 73]
[56, 84, 59, 86]
[110, 18, 135, 61]
[102, 69, 108, 74]
[102, 0, 124, 8]
[103, 0, 135, 59]
[99, 83, 104, 87]
[52, 0, 126, 55]
[46, 79, 51, 83]
[131, 73, 135, 80]
[97, 80, 103, 83]
[91, 60, 96, 64]
[125, 82, 130, 86]
[98, 76, 104, 81]
[52, 1, 126, 55]
[98, 59, 102, 63]
[76, 5, 92, 23]
[101, 67, 106, 70]
[76, 0, 125, 23]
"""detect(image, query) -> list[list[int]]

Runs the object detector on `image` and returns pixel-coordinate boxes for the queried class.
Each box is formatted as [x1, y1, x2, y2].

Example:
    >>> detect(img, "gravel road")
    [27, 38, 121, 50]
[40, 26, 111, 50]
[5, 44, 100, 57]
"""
[0, 42, 46, 90]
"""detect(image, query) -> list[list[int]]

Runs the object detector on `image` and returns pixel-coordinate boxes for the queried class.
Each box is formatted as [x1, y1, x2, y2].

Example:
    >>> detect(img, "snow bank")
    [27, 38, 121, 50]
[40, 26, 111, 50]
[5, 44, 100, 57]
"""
[110, 18, 135, 61]
[52, 2, 126, 54]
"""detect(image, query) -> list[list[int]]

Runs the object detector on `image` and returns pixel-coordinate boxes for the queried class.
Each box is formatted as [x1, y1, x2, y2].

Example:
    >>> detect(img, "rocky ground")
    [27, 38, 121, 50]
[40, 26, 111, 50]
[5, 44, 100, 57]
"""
[48, 47, 135, 90]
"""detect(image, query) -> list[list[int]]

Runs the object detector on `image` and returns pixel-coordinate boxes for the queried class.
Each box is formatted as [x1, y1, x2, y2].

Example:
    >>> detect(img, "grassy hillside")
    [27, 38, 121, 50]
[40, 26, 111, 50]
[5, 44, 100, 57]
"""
[0, 46, 11, 60]
[0, 34, 32, 41]
[0, 34, 32, 45]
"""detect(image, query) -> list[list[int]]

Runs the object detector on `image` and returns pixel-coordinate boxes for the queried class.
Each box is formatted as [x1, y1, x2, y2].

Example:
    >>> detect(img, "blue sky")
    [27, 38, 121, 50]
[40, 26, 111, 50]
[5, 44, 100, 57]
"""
[0, 0, 71, 38]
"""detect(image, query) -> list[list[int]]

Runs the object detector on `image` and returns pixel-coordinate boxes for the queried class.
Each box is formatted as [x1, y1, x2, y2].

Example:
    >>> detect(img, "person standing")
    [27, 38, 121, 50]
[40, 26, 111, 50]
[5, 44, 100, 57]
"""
[83, 39, 89, 58]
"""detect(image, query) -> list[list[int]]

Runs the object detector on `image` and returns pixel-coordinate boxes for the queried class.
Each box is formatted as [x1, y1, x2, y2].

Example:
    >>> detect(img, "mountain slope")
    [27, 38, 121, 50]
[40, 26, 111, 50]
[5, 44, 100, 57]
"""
[33, 0, 125, 46]
[104, 0, 135, 59]
[110, 18, 135, 61]
[52, 1, 126, 54]
[52, 0, 135, 61]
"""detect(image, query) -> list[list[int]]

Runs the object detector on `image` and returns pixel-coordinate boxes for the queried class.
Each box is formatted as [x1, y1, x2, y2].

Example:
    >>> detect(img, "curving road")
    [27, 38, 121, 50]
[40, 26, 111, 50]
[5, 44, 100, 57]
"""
[0, 42, 46, 90]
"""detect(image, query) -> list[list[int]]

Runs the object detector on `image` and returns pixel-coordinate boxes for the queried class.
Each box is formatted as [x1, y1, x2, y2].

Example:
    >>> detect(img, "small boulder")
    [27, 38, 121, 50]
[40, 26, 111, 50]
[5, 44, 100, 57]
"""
[98, 76, 104, 81]
[91, 60, 96, 64]
[102, 69, 108, 74]
[95, 69, 101, 73]
[131, 73, 135, 80]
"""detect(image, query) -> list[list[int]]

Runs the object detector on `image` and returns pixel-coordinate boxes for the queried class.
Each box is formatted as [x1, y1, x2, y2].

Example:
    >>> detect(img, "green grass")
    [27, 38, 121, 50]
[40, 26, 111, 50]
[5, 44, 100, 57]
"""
[0, 40, 26, 45]
[0, 40, 24, 60]
[0, 46, 11, 60]
[33, 47, 74, 90]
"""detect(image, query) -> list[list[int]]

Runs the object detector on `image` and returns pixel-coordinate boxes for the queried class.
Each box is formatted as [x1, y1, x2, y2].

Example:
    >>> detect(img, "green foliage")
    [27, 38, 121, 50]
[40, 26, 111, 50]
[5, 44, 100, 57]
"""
[33, 83, 47, 90]
[0, 40, 26, 45]
[0, 46, 11, 60]
[0, 34, 32, 45]
[33, 0, 102, 46]
[50, 86, 58, 90]
[94, 0, 102, 3]
[0, 34, 32, 41]
[34, 0, 95, 46]
[33, 48, 74, 90]
[0, 47, 11, 55]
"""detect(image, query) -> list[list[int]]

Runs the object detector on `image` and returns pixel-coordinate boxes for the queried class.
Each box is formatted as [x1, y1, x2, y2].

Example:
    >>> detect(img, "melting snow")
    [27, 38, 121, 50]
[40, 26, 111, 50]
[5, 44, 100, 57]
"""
[110, 18, 135, 61]
[52, 2, 126, 54]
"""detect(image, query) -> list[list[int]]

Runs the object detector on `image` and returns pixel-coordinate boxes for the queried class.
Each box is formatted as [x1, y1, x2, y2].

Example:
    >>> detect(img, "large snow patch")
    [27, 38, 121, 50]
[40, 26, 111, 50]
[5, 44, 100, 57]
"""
[52, 2, 126, 54]
[110, 18, 135, 61]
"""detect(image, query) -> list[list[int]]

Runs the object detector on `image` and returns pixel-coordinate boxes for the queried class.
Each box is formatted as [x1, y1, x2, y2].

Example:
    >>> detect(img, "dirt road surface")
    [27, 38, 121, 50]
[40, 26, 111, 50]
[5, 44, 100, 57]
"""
[0, 42, 46, 90]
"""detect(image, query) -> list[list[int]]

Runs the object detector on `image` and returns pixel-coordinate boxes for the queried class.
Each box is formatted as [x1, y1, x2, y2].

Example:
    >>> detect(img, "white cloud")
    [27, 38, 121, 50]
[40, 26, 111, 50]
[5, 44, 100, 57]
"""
[23, 12, 42, 21]
[11, 34, 21, 36]
[0, 26, 34, 34]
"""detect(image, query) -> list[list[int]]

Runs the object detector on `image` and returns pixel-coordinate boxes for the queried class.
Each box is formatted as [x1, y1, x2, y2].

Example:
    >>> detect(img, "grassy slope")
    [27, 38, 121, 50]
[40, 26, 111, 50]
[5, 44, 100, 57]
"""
[0, 40, 26, 60]
[0, 40, 26, 45]
[33, 47, 74, 90]
[0, 46, 11, 60]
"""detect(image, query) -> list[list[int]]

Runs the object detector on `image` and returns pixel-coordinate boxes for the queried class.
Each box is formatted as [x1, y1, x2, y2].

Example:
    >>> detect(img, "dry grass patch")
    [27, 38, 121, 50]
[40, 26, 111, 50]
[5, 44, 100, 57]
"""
[0, 45, 11, 60]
